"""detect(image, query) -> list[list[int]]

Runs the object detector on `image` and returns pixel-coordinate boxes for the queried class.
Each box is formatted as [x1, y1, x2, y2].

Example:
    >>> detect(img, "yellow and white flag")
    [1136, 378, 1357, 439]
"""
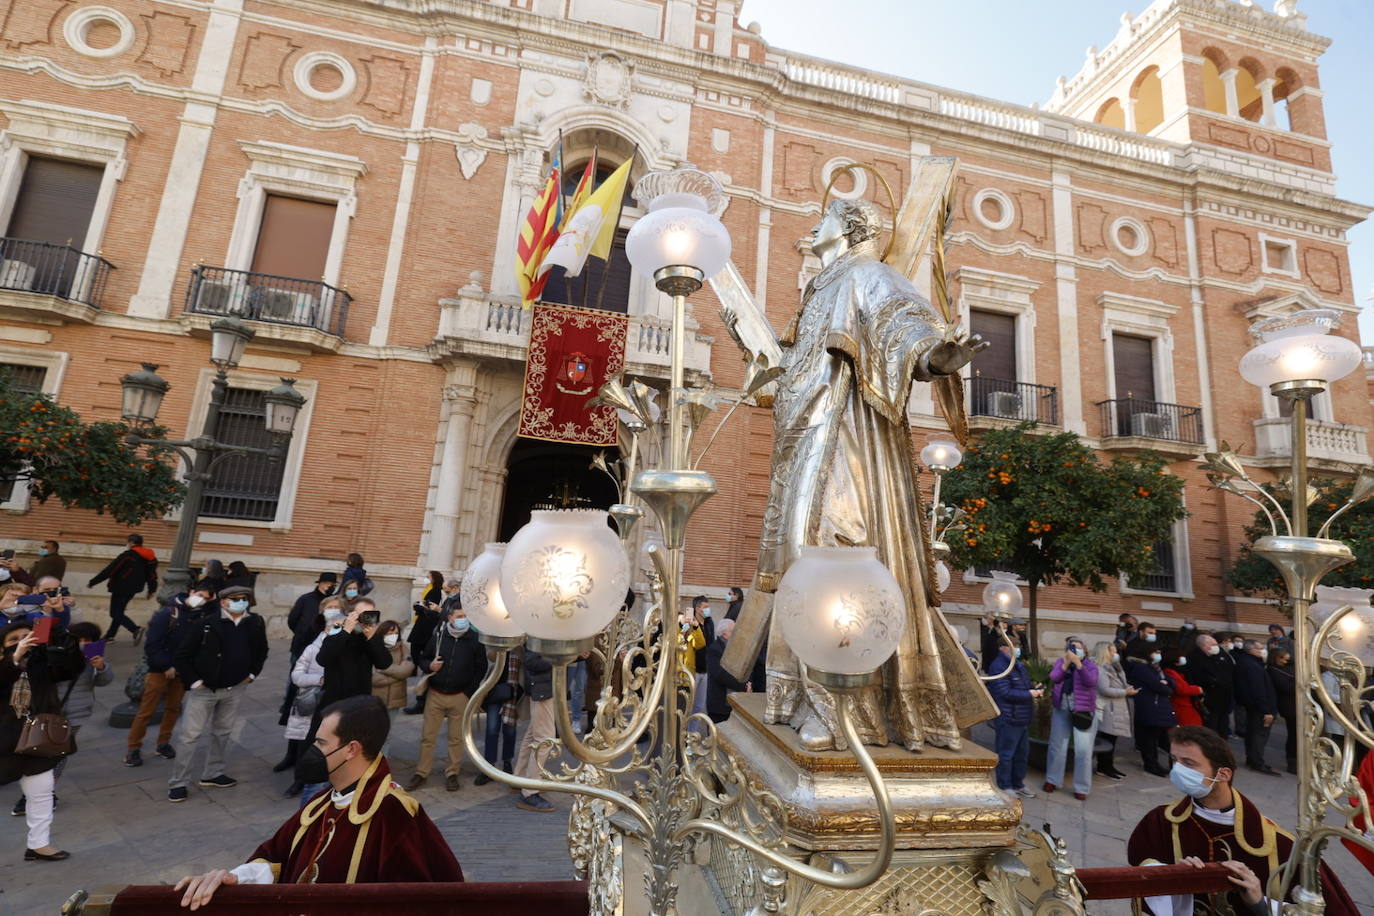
[540, 158, 632, 277]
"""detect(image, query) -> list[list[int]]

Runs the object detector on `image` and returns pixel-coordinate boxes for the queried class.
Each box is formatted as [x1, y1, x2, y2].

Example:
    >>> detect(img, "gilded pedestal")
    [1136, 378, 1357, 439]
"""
[696, 695, 1068, 916]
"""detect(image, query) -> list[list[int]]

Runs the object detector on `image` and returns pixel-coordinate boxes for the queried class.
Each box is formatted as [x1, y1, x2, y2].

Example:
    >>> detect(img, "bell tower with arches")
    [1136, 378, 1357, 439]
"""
[1046, 0, 1332, 174]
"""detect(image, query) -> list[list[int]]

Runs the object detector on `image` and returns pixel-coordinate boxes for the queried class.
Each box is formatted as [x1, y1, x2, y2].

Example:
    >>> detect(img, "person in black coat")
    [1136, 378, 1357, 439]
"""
[705, 619, 751, 723]
[166, 585, 269, 800]
[88, 533, 159, 642]
[1234, 639, 1279, 774]
[986, 644, 1041, 795]
[1268, 648, 1297, 774]
[316, 598, 390, 712]
[125, 583, 214, 767]
[1124, 639, 1175, 776]
[403, 577, 454, 715]
[1, 619, 84, 860]
[406, 610, 487, 791]
[1185, 633, 1235, 738]
[277, 572, 338, 758]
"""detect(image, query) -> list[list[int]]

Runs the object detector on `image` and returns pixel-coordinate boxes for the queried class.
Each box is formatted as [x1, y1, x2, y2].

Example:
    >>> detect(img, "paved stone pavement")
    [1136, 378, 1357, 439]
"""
[1, 639, 1370, 914]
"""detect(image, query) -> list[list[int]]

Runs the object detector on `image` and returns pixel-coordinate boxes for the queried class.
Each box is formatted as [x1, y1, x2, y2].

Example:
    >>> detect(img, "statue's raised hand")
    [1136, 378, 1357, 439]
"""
[927, 329, 988, 376]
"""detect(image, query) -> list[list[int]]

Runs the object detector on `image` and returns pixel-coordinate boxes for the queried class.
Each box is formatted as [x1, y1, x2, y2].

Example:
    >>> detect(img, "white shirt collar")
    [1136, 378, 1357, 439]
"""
[1192, 803, 1236, 826]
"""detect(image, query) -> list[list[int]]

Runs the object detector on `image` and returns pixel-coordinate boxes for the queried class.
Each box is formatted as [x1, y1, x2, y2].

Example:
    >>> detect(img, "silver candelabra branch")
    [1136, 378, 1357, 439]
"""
[1204, 308, 1374, 914]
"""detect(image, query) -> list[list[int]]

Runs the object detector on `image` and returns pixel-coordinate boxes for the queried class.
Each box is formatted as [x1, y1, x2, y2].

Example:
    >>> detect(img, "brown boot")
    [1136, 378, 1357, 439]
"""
[404, 773, 426, 791]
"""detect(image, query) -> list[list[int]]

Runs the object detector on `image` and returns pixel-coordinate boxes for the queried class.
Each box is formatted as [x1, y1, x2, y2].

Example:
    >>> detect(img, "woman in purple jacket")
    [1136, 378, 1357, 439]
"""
[1043, 637, 1100, 799]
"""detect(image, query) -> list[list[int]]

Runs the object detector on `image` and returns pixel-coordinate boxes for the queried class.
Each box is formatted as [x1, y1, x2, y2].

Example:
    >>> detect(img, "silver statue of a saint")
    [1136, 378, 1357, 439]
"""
[724, 197, 993, 752]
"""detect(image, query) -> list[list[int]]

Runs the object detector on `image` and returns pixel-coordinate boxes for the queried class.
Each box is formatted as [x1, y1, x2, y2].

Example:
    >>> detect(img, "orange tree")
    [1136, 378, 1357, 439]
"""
[940, 423, 1187, 654]
[0, 372, 184, 526]
[1228, 477, 1374, 604]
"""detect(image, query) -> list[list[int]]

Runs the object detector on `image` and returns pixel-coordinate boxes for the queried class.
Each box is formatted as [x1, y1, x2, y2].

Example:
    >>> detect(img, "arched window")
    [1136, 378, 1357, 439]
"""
[1131, 67, 1164, 134]
[1200, 50, 1228, 115]
[1094, 97, 1125, 130]
[1273, 67, 1299, 131]
[1235, 59, 1265, 122]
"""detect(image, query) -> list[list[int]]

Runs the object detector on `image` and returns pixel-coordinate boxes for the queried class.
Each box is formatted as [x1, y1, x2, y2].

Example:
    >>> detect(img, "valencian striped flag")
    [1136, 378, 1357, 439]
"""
[562, 150, 597, 232]
[515, 154, 562, 308]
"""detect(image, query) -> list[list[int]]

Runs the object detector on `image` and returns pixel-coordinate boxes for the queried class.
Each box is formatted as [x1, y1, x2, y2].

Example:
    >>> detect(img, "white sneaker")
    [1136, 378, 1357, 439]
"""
[1015, 787, 1036, 798]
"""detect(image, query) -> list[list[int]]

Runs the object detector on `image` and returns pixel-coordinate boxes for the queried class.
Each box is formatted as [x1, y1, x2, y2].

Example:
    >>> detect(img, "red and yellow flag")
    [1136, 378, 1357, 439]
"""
[515, 158, 562, 308]
[561, 151, 597, 231]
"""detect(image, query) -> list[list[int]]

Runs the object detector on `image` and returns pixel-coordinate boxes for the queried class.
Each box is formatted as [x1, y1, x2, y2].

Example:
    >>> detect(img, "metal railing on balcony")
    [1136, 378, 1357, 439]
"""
[1097, 397, 1204, 445]
[185, 265, 350, 337]
[0, 237, 114, 307]
[968, 376, 1059, 426]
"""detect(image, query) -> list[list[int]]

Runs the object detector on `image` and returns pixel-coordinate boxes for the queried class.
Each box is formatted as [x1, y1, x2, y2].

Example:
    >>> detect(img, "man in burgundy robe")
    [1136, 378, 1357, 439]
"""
[177, 697, 461, 909]
[1127, 725, 1356, 916]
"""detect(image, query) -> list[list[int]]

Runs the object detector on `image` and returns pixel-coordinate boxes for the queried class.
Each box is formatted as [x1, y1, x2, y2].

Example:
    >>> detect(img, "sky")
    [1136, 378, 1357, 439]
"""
[739, 0, 1374, 341]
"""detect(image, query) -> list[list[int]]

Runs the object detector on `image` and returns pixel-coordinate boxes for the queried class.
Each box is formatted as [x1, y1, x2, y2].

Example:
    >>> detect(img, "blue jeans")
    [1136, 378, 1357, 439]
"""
[567, 659, 588, 733]
[483, 702, 517, 766]
[993, 722, 1029, 790]
[1046, 705, 1099, 795]
[298, 782, 328, 809]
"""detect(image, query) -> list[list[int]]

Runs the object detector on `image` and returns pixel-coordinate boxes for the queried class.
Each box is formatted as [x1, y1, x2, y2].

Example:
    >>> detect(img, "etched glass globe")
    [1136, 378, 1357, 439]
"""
[1310, 585, 1374, 666]
[1239, 309, 1362, 389]
[774, 546, 906, 675]
[500, 509, 631, 641]
[982, 571, 1023, 617]
[625, 169, 731, 279]
[920, 440, 963, 470]
[460, 543, 522, 639]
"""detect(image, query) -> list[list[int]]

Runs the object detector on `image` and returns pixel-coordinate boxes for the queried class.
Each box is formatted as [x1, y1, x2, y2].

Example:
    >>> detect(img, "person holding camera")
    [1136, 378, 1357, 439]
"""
[2, 617, 87, 860]
[316, 598, 391, 713]
[403, 574, 452, 715]
[406, 606, 486, 792]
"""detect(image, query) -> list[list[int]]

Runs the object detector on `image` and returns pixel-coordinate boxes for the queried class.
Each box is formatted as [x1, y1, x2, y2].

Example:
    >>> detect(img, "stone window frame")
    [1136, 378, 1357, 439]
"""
[171, 369, 318, 532]
[223, 141, 367, 289]
[953, 266, 1040, 387]
[1110, 215, 1151, 258]
[971, 188, 1015, 232]
[1097, 291, 1180, 405]
[0, 100, 139, 265]
[62, 6, 136, 60]
[1121, 513, 1195, 600]
[0, 344, 70, 513]
[1258, 231, 1300, 279]
[292, 51, 358, 103]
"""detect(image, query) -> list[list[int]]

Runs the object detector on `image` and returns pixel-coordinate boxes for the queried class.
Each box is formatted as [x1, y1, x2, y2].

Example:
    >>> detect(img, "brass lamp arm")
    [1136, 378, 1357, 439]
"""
[980, 627, 1019, 682]
[668, 692, 896, 890]
[1308, 606, 1374, 750]
[459, 649, 653, 829]
[1231, 488, 1282, 538]
[552, 651, 670, 764]
[1317, 499, 1358, 540]
[1252, 482, 1295, 536]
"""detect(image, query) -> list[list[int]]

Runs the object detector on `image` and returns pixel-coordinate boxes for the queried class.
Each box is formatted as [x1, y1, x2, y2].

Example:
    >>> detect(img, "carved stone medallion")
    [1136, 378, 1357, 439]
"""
[584, 51, 634, 108]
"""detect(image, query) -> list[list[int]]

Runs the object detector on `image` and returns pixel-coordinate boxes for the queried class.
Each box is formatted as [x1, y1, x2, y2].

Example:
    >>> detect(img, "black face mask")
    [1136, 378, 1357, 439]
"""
[320, 584, 336, 596]
[296, 742, 348, 785]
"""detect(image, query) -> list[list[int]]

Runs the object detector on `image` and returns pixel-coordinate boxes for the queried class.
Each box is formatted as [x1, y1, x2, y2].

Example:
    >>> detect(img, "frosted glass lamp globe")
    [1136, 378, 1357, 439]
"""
[625, 169, 731, 279]
[920, 440, 963, 471]
[500, 509, 631, 641]
[774, 546, 906, 676]
[982, 572, 1023, 617]
[1310, 584, 1374, 666]
[460, 543, 523, 639]
[1239, 309, 1362, 390]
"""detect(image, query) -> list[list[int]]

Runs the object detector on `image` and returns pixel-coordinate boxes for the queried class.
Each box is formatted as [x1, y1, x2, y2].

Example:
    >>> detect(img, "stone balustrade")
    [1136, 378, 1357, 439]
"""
[1252, 416, 1371, 468]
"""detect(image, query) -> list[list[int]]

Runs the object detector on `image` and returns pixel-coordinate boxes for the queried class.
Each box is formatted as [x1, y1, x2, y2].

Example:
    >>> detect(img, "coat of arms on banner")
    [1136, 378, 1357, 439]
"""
[517, 303, 629, 446]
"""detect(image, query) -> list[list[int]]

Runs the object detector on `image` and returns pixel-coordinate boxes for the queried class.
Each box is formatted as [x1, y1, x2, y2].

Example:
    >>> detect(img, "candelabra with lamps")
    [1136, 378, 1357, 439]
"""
[456, 169, 915, 915]
[1203, 308, 1374, 913]
[118, 315, 306, 602]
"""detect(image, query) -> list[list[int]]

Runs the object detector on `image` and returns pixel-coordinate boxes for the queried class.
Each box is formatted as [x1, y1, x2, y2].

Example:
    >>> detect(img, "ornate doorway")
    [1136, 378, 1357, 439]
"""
[496, 437, 621, 542]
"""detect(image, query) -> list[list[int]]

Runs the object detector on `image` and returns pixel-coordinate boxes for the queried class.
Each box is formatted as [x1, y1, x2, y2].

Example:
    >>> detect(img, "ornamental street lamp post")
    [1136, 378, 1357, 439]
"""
[119, 316, 306, 602]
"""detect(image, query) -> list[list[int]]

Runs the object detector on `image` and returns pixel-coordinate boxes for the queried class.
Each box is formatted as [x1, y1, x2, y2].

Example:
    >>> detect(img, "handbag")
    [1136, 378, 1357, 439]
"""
[16, 677, 79, 758]
[1071, 710, 1094, 731]
[488, 682, 515, 705]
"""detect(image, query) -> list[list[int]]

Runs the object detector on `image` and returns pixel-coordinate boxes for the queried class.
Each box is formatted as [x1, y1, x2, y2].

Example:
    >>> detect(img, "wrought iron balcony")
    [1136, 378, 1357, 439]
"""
[1097, 397, 1204, 446]
[968, 376, 1058, 426]
[185, 266, 350, 338]
[0, 236, 114, 313]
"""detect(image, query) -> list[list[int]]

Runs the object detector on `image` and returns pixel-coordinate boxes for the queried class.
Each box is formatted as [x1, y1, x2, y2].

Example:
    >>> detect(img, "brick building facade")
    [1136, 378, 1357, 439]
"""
[0, 0, 1366, 650]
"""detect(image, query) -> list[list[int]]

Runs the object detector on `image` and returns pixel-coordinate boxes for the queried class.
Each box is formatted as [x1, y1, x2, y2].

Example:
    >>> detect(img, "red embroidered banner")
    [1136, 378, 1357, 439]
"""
[517, 303, 629, 445]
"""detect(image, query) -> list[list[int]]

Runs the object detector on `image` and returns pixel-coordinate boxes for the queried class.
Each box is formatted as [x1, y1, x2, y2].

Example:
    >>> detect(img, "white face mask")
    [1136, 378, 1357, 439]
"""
[185, 594, 206, 609]
[1259, 649, 1269, 661]
[1110, 654, 1120, 664]
[1176, 657, 1187, 667]
[227, 599, 249, 614]
[1144, 633, 1157, 643]
[383, 634, 399, 648]
[1207, 645, 1220, 656]
[1150, 652, 1162, 664]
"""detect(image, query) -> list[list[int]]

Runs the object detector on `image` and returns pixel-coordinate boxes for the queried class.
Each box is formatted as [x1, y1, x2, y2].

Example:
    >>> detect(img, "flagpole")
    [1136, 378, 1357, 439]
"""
[595, 145, 638, 312]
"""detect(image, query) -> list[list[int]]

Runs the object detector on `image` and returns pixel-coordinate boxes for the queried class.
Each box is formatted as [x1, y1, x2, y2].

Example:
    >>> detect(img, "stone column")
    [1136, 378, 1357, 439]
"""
[427, 361, 480, 572]
[1121, 94, 1137, 132]
[1257, 77, 1277, 126]
[1220, 68, 1240, 117]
